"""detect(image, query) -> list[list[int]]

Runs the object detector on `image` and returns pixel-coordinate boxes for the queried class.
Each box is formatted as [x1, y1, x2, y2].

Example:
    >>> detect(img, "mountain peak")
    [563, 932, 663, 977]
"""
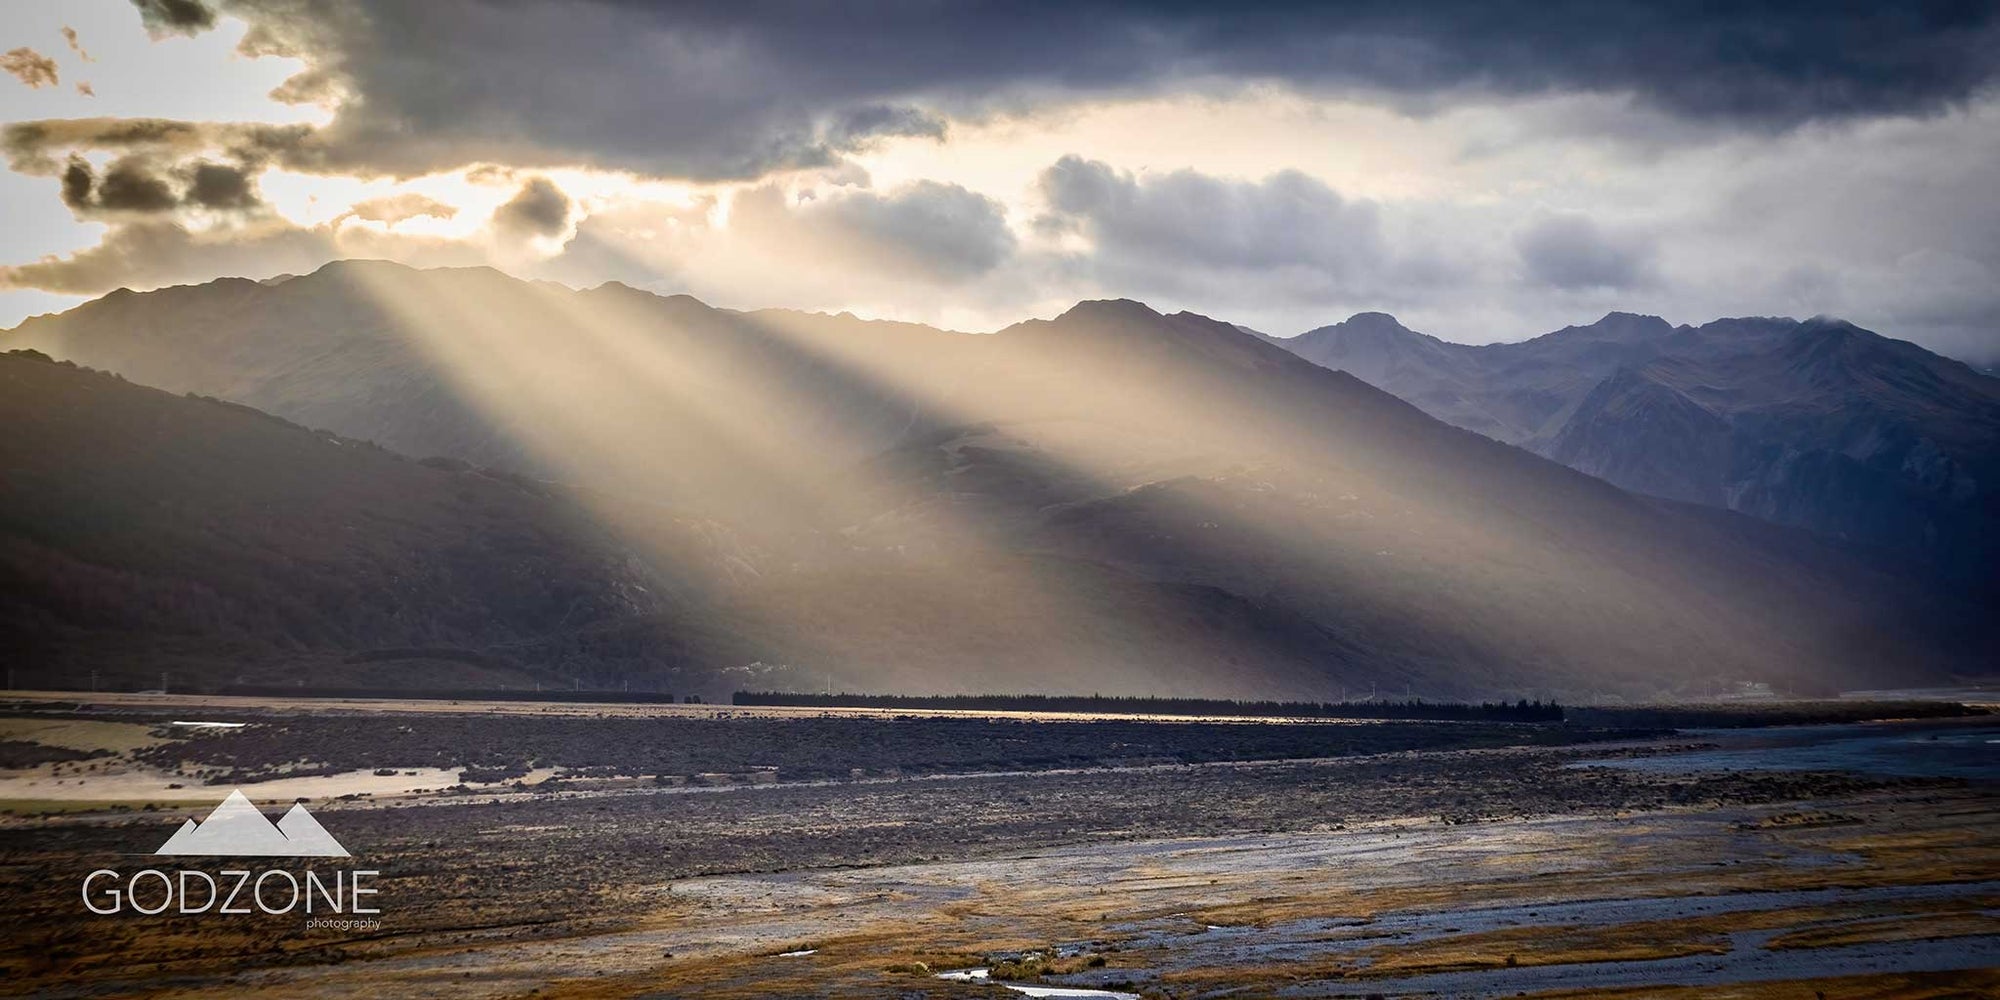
[308, 258, 417, 279]
[1282, 311, 1460, 383]
[1779, 315, 1885, 375]
[1289, 311, 1425, 345]
[1586, 311, 1673, 336]
[1332, 312, 1422, 342]
[1020, 298, 1301, 375]
[1343, 311, 1411, 331]
[1056, 298, 1163, 323]
[580, 281, 710, 313]
[306, 259, 528, 290]
[1797, 314, 1863, 336]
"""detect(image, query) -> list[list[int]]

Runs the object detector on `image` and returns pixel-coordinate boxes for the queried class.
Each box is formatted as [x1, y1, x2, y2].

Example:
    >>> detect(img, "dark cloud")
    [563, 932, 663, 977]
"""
[4, 1, 1991, 364]
[132, 0, 218, 38]
[215, 0, 956, 180]
[117, 0, 1988, 182]
[59, 156, 92, 210]
[95, 158, 179, 213]
[53, 154, 263, 217]
[1037, 155, 1387, 294]
[824, 105, 949, 147]
[1515, 215, 1655, 291]
[1, 48, 59, 89]
[492, 177, 572, 242]
[1, 118, 314, 175]
[185, 161, 258, 210]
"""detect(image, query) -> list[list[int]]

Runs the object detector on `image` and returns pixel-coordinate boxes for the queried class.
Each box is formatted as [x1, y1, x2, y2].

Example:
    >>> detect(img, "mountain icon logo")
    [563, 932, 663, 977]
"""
[155, 789, 351, 857]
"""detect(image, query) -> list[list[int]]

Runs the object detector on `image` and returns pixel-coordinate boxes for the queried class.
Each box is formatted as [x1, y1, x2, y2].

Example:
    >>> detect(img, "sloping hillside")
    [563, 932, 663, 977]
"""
[4, 267, 1989, 699]
[0, 349, 748, 691]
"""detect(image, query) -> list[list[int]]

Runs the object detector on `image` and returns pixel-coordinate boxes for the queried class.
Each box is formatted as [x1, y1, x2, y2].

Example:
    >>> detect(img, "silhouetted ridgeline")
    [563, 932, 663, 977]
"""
[731, 691, 1564, 721]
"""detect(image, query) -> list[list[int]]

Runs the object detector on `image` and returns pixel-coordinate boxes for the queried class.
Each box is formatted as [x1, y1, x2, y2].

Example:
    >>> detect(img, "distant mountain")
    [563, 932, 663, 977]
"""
[3, 265, 1989, 699]
[1276, 312, 2000, 583]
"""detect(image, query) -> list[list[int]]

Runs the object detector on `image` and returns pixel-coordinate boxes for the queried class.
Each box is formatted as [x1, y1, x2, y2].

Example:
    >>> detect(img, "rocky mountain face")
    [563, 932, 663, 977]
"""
[1277, 312, 2000, 584]
[4, 264, 1988, 699]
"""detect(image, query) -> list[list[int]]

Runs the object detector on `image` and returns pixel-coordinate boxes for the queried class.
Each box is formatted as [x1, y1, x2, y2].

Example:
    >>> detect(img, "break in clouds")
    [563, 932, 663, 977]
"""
[2, 0, 1998, 360]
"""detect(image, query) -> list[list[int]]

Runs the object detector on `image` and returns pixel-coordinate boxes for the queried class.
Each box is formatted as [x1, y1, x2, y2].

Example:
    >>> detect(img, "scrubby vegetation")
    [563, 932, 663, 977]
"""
[125, 711, 1642, 785]
[733, 691, 1565, 721]
[214, 684, 680, 703]
[0, 740, 112, 768]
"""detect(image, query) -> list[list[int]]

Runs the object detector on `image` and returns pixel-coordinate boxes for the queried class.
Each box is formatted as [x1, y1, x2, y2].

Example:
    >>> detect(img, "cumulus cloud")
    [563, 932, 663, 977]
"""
[503, 177, 1027, 328]
[1043, 156, 1384, 273]
[732, 181, 1016, 283]
[492, 177, 573, 243]
[1, 48, 59, 89]
[1515, 215, 1656, 291]
[1033, 155, 1434, 309]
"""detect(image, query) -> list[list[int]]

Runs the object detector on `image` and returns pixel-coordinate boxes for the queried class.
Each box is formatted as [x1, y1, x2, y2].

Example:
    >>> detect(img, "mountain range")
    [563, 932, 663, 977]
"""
[1269, 312, 2000, 584]
[3, 262, 1990, 700]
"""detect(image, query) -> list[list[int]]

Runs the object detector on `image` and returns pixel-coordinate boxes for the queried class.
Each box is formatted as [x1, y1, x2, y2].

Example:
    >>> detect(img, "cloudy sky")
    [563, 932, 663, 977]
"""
[2, 0, 1997, 361]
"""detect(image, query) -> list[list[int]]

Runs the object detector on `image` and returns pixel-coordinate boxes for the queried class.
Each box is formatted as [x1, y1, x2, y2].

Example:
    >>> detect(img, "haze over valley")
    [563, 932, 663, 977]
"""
[3, 262, 1992, 702]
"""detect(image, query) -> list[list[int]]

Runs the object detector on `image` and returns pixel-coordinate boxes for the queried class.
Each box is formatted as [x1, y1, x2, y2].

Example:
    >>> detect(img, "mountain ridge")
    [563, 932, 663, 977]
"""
[1268, 308, 2000, 581]
[5, 263, 1989, 699]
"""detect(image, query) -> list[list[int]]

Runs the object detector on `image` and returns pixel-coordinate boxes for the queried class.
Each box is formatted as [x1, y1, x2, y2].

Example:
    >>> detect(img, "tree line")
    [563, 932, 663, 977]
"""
[212, 684, 686, 704]
[731, 691, 1564, 721]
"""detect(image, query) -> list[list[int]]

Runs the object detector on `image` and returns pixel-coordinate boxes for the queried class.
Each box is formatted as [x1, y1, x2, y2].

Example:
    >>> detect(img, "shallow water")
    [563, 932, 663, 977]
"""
[937, 968, 1140, 999]
[1096, 881, 2000, 983]
[1277, 930, 2000, 998]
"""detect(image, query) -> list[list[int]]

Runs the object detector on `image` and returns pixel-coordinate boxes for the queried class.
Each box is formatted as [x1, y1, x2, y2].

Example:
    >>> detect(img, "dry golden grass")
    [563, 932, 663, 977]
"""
[0, 797, 210, 816]
[0, 717, 171, 752]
